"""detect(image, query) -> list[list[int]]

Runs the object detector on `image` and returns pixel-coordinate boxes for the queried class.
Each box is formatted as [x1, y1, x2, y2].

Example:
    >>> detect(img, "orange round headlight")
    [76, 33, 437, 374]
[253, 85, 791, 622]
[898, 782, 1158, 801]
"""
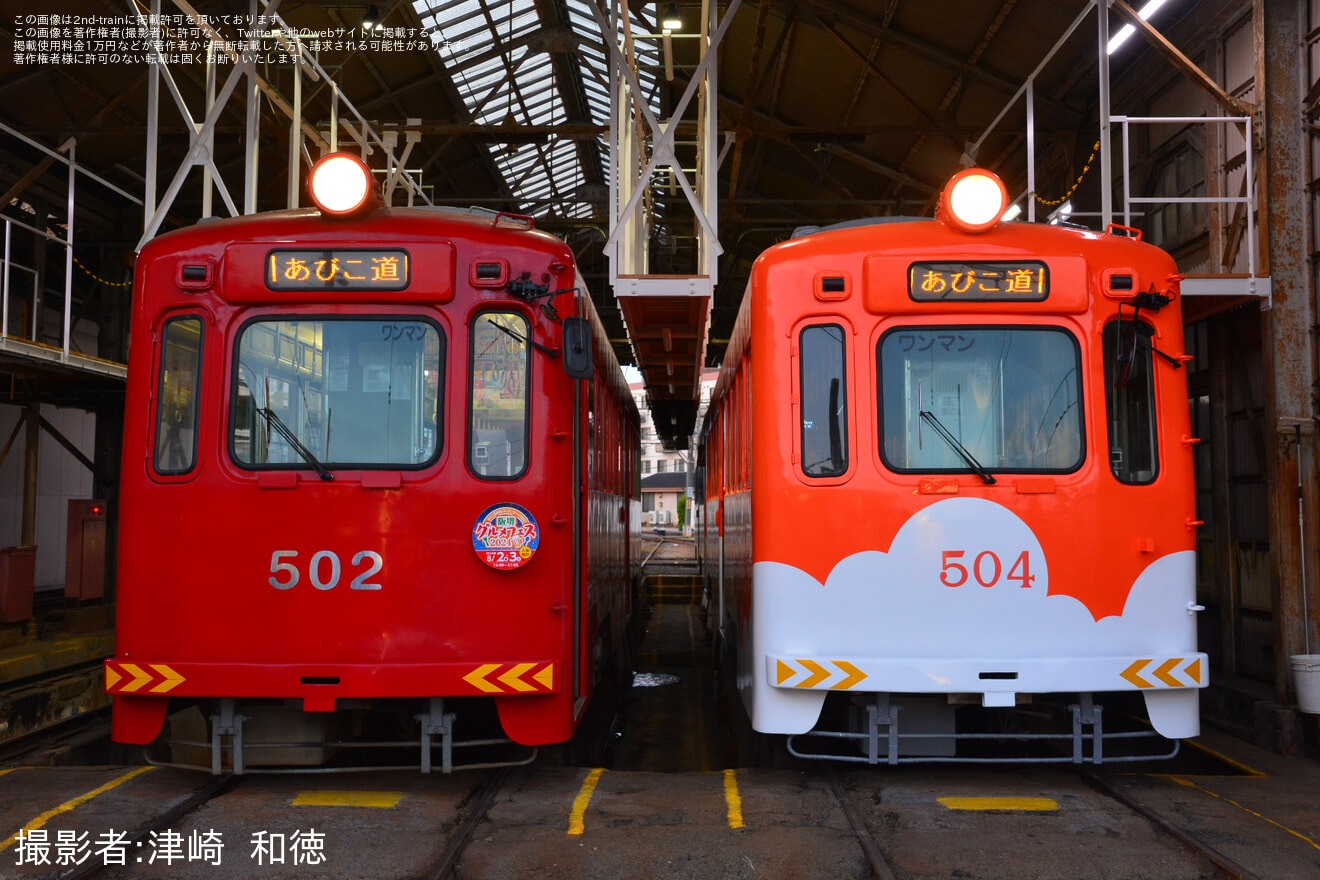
[308, 153, 375, 216]
[939, 168, 1009, 233]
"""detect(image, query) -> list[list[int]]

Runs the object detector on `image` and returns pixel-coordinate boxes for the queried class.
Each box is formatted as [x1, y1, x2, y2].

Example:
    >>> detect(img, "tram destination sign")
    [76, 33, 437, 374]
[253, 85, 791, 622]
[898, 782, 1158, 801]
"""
[268, 249, 411, 291]
[909, 260, 1049, 302]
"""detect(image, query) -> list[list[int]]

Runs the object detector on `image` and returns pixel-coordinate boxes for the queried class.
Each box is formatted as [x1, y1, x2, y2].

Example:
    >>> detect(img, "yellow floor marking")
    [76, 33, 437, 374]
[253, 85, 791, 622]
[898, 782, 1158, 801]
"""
[1171, 777, 1320, 852]
[0, 766, 154, 852]
[0, 769, 19, 780]
[723, 769, 745, 829]
[292, 791, 405, 808]
[1181, 739, 1268, 778]
[938, 796, 1058, 811]
[567, 768, 604, 836]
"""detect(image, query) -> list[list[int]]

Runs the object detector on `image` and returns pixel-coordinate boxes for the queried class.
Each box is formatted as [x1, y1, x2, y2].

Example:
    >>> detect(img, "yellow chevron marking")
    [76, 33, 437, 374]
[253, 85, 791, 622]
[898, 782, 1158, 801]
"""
[104, 665, 121, 691]
[118, 663, 153, 693]
[1186, 657, 1203, 685]
[776, 659, 795, 685]
[797, 659, 830, 689]
[149, 664, 185, 694]
[1153, 658, 1183, 688]
[500, 663, 538, 692]
[832, 661, 867, 690]
[1121, 659, 1154, 689]
[533, 664, 554, 690]
[463, 664, 503, 693]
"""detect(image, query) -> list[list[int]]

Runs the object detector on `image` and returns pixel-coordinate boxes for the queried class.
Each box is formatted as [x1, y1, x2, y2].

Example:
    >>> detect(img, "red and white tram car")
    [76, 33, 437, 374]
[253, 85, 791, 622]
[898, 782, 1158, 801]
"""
[107, 154, 638, 772]
[699, 168, 1204, 763]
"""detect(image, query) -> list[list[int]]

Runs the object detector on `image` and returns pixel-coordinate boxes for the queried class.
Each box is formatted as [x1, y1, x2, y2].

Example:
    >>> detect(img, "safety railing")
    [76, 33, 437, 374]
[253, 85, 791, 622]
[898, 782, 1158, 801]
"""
[1114, 114, 1267, 303]
[964, 0, 1270, 307]
[0, 127, 131, 378]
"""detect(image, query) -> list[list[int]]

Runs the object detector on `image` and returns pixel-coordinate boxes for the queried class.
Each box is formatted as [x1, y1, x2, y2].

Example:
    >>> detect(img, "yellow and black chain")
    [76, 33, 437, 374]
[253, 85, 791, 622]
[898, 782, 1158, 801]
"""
[1031, 139, 1101, 208]
[71, 254, 132, 288]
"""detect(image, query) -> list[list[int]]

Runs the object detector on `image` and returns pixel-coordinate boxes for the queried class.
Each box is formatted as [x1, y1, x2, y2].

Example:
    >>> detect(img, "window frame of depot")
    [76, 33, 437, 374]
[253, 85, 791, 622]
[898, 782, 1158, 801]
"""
[1102, 318, 1160, 485]
[798, 322, 851, 479]
[227, 314, 445, 473]
[876, 324, 1085, 478]
[153, 313, 206, 478]
[468, 309, 532, 481]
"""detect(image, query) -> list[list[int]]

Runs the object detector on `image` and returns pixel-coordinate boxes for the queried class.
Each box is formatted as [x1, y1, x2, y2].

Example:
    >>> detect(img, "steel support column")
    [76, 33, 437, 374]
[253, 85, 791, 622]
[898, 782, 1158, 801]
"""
[21, 395, 38, 547]
[1258, 0, 1316, 703]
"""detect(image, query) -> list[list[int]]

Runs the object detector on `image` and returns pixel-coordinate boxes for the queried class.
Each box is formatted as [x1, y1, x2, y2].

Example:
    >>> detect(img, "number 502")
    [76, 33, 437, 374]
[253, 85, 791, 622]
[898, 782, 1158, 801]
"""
[268, 550, 384, 591]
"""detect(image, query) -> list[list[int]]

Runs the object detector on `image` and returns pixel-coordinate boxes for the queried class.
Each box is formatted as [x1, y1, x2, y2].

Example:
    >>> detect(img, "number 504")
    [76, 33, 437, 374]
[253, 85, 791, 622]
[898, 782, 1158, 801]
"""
[939, 550, 1035, 588]
[269, 550, 384, 591]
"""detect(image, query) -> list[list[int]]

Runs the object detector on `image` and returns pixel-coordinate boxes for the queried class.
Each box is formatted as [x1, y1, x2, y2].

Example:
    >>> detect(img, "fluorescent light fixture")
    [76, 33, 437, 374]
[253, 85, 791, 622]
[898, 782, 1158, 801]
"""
[1002, 203, 1022, 222]
[662, 3, 682, 31]
[1107, 0, 1169, 54]
[364, 4, 381, 31]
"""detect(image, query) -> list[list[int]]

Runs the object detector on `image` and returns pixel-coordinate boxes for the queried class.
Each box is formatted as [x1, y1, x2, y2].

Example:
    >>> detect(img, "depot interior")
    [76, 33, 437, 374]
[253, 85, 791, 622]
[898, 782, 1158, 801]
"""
[1, 0, 1317, 751]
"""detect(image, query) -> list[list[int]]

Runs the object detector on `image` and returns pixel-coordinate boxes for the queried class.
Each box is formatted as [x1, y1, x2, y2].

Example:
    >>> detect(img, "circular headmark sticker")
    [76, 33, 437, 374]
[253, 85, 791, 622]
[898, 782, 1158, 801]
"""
[473, 503, 540, 570]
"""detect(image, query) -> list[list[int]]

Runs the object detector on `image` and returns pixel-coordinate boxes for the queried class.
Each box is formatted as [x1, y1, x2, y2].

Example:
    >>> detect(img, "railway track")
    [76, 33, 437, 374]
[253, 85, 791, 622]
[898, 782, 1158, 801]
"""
[1080, 768, 1261, 880]
[0, 703, 110, 767]
[0, 754, 1302, 879]
[820, 762, 1271, 880]
[416, 767, 512, 880]
[49, 773, 239, 880]
[825, 766, 900, 880]
[0, 658, 111, 755]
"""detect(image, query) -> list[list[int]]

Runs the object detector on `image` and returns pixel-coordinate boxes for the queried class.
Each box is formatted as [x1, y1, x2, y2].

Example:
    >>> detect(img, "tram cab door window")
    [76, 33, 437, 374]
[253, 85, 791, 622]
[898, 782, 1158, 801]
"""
[1103, 320, 1159, 484]
[879, 327, 1082, 474]
[231, 319, 442, 469]
[155, 316, 204, 475]
[800, 324, 849, 477]
[469, 312, 530, 479]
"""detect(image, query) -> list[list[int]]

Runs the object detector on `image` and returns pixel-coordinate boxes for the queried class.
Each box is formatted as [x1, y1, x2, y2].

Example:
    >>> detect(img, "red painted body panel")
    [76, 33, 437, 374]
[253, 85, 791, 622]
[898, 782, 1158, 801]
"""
[111, 207, 638, 747]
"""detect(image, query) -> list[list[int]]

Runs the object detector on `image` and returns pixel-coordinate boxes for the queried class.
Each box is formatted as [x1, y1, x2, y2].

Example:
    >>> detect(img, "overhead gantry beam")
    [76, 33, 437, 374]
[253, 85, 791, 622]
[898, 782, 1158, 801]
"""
[590, 0, 740, 448]
[134, 0, 434, 250]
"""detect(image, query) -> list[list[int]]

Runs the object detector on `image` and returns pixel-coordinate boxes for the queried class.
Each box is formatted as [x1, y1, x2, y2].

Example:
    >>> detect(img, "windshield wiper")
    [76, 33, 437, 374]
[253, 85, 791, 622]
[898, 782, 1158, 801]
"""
[259, 407, 334, 481]
[492, 320, 558, 359]
[919, 410, 996, 484]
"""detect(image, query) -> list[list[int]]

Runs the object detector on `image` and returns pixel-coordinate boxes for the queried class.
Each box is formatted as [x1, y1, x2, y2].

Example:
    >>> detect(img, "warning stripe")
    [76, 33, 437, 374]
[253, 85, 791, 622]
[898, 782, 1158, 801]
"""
[775, 658, 869, 690]
[1120, 657, 1203, 689]
[462, 662, 556, 694]
[104, 662, 186, 695]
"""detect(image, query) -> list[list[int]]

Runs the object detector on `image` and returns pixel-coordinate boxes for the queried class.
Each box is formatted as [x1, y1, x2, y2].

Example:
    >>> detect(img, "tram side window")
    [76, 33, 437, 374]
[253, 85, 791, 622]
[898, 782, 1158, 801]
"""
[469, 312, 530, 479]
[155, 316, 204, 475]
[1103, 320, 1159, 484]
[800, 324, 848, 477]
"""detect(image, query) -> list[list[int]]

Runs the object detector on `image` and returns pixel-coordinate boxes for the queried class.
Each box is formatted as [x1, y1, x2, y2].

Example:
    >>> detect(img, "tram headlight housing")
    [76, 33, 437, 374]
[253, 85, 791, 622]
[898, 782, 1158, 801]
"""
[939, 168, 1009, 234]
[308, 153, 378, 216]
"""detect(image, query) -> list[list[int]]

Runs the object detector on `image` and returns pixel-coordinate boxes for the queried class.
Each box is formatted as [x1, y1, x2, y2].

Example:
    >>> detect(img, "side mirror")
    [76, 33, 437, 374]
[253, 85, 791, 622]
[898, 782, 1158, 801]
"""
[562, 317, 594, 380]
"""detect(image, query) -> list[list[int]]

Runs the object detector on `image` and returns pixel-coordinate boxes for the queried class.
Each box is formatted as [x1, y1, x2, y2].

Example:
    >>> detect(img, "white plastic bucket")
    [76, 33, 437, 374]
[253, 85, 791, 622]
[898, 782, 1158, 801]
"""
[1290, 654, 1320, 713]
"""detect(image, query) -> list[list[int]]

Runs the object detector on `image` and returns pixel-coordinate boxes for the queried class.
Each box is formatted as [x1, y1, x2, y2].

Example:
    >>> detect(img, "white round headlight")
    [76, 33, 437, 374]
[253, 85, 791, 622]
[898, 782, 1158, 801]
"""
[941, 168, 1008, 233]
[308, 153, 373, 215]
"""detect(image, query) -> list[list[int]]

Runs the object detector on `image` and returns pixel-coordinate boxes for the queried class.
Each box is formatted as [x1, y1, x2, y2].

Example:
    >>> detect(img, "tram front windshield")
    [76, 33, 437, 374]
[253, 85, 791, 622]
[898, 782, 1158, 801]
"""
[879, 326, 1082, 474]
[231, 318, 443, 469]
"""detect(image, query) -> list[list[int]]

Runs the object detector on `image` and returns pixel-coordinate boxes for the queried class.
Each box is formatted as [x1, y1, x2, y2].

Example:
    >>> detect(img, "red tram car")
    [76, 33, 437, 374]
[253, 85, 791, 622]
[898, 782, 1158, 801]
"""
[698, 168, 1205, 763]
[107, 154, 639, 772]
